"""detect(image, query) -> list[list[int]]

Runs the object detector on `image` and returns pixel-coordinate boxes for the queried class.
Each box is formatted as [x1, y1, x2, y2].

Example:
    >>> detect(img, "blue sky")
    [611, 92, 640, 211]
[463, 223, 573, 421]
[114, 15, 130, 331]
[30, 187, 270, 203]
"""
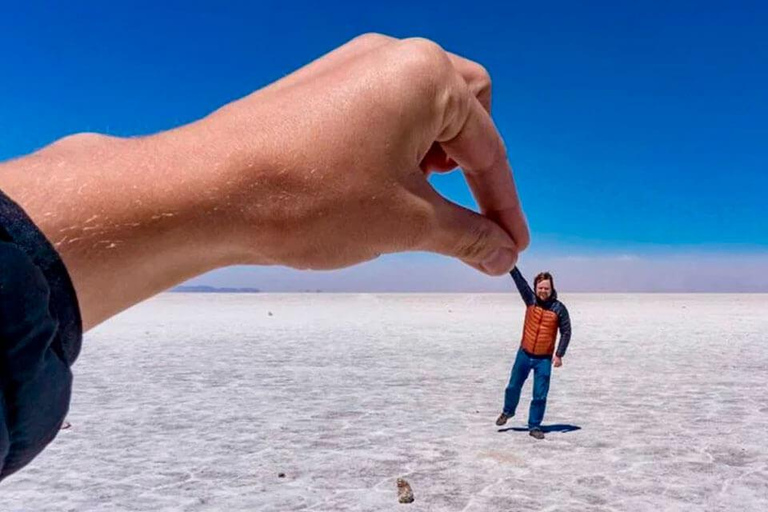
[1, 1, 766, 291]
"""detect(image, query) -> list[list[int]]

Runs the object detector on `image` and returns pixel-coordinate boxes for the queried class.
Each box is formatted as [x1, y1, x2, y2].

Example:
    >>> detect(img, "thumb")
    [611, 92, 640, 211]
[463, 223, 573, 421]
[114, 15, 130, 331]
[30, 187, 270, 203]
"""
[421, 192, 519, 275]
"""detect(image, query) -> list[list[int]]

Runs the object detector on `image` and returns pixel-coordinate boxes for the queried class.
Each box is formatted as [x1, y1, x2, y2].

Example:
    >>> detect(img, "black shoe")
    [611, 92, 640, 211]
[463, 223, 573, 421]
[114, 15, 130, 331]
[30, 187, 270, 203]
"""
[495, 413, 511, 426]
[529, 428, 545, 440]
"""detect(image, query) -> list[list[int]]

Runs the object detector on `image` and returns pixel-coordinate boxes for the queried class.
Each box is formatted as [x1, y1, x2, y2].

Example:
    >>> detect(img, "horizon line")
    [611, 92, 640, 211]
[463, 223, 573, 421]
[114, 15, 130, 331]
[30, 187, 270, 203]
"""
[168, 288, 768, 295]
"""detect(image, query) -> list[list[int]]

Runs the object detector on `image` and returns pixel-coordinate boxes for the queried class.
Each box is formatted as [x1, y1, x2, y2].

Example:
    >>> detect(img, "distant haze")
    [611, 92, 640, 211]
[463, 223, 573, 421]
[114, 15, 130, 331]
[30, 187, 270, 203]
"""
[181, 252, 768, 293]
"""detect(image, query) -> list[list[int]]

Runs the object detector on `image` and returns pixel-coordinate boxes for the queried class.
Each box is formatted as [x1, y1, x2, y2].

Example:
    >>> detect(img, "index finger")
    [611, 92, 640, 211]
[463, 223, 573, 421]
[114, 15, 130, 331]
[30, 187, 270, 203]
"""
[437, 87, 530, 251]
[445, 53, 492, 113]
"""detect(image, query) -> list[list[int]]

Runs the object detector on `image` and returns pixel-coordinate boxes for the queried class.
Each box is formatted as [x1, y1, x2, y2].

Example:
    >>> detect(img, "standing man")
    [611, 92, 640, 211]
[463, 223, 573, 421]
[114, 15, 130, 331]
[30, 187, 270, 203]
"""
[496, 267, 572, 439]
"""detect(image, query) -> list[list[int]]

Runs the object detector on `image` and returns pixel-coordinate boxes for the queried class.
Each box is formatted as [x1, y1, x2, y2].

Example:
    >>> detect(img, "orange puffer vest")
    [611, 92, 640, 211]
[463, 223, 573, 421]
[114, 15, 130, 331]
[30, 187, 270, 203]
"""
[521, 305, 559, 357]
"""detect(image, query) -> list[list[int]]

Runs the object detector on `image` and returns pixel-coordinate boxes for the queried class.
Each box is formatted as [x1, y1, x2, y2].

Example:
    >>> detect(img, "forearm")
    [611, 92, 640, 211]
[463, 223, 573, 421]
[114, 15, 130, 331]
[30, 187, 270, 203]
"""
[0, 126, 254, 330]
[509, 266, 535, 305]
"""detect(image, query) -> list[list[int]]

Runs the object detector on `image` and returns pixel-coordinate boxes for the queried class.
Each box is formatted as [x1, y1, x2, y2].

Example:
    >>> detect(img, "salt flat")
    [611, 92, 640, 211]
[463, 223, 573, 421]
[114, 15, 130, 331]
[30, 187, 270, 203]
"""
[2, 293, 767, 511]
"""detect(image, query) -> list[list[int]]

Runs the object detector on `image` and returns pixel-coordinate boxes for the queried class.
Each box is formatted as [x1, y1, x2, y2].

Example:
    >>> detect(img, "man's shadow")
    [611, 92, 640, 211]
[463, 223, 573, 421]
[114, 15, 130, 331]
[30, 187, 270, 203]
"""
[498, 424, 581, 434]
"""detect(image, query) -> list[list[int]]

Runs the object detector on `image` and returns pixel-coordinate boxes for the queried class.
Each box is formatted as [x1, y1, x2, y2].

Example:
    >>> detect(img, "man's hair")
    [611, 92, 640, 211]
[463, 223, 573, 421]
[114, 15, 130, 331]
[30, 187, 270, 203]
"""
[534, 271, 554, 289]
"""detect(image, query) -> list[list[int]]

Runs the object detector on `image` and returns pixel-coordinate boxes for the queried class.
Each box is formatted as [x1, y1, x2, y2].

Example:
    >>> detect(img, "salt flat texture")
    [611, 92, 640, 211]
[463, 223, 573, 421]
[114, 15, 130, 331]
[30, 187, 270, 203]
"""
[2, 293, 767, 511]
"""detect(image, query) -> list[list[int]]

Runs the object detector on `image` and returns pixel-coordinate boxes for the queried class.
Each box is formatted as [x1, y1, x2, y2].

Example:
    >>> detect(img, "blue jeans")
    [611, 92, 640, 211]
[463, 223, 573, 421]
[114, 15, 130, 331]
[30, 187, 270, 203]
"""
[503, 348, 552, 429]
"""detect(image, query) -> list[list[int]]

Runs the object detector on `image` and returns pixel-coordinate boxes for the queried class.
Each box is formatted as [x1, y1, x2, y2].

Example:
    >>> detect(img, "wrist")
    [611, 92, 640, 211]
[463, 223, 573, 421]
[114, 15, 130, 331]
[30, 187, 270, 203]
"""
[174, 105, 288, 267]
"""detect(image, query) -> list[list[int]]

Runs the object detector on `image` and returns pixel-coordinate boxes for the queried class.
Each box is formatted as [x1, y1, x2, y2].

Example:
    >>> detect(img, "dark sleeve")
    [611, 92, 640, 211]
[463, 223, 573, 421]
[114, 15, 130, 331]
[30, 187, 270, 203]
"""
[509, 267, 535, 306]
[0, 190, 82, 482]
[555, 303, 572, 358]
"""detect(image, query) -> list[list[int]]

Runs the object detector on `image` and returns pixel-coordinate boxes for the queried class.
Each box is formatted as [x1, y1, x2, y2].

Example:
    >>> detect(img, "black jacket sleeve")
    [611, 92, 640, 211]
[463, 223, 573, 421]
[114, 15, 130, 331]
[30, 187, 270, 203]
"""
[554, 303, 572, 358]
[0, 190, 82, 482]
[509, 267, 535, 307]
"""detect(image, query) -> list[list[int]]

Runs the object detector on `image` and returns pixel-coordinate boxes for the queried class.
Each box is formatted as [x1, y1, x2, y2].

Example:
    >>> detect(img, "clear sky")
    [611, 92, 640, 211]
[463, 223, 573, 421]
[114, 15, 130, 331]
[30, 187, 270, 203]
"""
[2, 1, 766, 291]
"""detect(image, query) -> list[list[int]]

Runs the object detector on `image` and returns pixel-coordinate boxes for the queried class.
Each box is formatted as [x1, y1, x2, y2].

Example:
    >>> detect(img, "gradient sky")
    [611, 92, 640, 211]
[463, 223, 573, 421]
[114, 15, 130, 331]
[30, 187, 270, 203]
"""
[2, 1, 766, 291]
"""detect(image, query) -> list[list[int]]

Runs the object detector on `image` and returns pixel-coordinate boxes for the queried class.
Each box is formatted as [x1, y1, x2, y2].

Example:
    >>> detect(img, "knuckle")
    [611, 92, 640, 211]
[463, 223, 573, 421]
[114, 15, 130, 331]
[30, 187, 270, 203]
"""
[473, 63, 492, 88]
[383, 38, 459, 113]
[473, 64, 492, 97]
[397, 38, 452, 78]
[350, 32, 390, 48]
[438, 80, 472, 140]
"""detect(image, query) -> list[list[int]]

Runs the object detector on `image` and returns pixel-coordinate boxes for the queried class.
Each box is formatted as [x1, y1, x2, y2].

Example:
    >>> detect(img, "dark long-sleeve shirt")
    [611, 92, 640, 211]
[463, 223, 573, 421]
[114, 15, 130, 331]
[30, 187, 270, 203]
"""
[0, 190, 82, 481]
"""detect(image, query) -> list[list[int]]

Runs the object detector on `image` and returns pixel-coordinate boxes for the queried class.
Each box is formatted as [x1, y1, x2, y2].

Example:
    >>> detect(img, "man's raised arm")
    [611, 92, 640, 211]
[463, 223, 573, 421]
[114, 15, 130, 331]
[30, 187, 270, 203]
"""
[510, 267, 535, 306]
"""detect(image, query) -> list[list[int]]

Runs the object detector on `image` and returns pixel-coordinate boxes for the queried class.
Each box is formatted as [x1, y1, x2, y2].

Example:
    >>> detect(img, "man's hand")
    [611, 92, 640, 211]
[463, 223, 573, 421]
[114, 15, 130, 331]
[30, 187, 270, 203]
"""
[205, 33, 529, 272]
[0, 33, 530, 330]
[553, 356, 563, 368]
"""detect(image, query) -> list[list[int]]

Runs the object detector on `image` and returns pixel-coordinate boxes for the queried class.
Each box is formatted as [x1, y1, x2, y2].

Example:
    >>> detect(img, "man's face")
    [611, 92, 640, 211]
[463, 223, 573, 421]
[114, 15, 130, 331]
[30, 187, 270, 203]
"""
[536, 279, 552, 301]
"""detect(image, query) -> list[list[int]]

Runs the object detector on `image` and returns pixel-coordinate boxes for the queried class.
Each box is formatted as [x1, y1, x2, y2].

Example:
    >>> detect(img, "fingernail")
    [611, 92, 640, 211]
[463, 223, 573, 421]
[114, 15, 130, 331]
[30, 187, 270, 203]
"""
[480, 248, 516, 275]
